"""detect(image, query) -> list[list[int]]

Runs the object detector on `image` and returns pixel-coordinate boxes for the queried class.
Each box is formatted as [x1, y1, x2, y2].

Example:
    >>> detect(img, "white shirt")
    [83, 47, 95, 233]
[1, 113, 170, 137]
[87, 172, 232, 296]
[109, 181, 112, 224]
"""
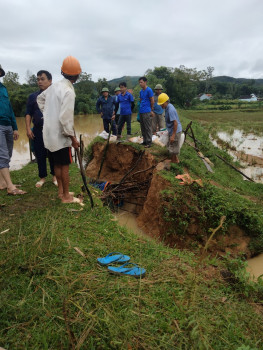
[37, 78, 75, 152]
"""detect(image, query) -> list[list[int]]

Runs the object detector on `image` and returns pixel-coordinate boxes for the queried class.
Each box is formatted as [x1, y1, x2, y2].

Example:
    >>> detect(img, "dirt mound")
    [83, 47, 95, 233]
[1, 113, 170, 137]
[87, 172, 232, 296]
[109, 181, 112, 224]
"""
[86, 142, 252, 257]
[86, 143, 156, 182]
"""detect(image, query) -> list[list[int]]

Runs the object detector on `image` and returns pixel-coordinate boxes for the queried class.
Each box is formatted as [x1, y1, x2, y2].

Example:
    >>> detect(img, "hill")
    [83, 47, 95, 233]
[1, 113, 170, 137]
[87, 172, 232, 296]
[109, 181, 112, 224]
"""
[108, 75, 140, 88]
[212, 75, 263, 86]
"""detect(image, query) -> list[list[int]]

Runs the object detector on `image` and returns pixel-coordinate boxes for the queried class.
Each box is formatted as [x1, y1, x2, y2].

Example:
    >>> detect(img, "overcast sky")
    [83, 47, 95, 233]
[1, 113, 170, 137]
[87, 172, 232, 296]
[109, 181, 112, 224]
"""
[1, 0, 263, 83]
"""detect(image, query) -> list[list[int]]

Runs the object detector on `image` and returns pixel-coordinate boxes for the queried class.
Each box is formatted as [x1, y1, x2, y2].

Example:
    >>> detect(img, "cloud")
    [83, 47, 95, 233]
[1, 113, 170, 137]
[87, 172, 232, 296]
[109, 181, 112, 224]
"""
[1, 0, 263, 83]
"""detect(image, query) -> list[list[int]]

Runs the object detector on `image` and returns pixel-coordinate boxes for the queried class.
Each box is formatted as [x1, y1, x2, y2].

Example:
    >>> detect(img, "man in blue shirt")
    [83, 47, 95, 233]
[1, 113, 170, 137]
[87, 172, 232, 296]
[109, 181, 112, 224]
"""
[139, 77, 154, 148]
[114, 87, 121, 126]
[152, 84, 165, 134]
[158, 93, 182, 164]
[96, 87, 117, 135]
[0, 66, 26, 195]
[115, 82, 134, 141]
[25, 70, 57, 188]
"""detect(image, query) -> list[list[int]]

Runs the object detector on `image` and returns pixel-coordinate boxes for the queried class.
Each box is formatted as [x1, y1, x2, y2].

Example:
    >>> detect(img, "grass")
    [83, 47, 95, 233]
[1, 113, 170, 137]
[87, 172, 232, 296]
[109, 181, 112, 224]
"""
[0, 159, 263, 349]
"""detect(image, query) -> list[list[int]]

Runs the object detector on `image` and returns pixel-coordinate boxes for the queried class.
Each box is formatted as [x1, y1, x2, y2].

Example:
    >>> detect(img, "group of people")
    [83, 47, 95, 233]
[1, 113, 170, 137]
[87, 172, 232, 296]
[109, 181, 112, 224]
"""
[0, 58, 182, 202]
[96, 76, 182, 161]
[0, 56, 82, 203]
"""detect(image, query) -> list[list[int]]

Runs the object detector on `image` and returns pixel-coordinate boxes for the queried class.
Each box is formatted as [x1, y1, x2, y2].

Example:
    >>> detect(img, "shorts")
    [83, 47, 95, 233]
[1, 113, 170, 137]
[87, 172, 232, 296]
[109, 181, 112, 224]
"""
[167, 132, 181, 155]
[48, 147, 72, 166]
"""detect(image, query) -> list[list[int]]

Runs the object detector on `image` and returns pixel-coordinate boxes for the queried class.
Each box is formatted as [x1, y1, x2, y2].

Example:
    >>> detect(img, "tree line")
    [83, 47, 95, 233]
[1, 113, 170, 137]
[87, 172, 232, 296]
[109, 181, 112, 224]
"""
[2, 66, 263, 117]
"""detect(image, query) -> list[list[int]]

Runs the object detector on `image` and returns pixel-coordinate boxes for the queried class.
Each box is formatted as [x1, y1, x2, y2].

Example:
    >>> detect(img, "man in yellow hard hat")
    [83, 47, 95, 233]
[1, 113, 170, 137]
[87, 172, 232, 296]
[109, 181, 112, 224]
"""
[157, 93, 182, 164]
[37, 56, 81, 203]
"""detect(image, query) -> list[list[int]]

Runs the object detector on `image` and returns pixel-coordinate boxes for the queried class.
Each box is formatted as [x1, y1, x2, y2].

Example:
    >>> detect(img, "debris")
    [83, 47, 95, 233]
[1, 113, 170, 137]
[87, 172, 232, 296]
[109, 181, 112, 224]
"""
[73, 247, 86, 258]
[175, 174, 203, 187]
[0, 228, 9, 235]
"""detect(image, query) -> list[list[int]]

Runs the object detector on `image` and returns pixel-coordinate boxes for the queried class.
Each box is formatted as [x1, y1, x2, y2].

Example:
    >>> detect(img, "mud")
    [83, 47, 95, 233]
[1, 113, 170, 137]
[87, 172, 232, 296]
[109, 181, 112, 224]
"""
[86, 142, 255, 258]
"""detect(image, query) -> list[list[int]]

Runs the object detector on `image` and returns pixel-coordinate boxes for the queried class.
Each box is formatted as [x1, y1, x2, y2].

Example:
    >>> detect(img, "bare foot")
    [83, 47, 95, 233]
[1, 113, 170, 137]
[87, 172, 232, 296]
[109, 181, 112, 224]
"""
[58, 191, 74, 199]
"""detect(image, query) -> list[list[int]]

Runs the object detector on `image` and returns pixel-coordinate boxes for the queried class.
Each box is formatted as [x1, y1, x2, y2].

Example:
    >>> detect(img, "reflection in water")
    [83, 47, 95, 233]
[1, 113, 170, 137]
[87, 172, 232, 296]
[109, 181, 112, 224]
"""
[246, 254, 263, 280]
[211, 129, 263, 183]
[10, 115, 103, 170]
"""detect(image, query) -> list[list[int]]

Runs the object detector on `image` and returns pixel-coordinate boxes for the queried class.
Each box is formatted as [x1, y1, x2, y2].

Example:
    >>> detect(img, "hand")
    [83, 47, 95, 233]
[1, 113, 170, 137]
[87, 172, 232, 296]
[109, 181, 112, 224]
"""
[26, 129, 35, 140]
[13, 130, 19, 141]
[111, 114, 115, 120]
[150, 111, 154, 117]
[170, 135, 175, 144]
[100, 112, 103, 117]
[71, 136, 80, 149]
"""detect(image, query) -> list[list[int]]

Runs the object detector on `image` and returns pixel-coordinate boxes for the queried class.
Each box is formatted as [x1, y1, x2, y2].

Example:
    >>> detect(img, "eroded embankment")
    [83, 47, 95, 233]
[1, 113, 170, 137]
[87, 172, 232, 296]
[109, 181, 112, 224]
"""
[86, 142, 257, 257]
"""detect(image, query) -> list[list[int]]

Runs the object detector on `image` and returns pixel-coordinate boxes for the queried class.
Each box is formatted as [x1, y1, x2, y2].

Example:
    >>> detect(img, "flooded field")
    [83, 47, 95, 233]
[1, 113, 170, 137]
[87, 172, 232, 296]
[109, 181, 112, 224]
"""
[10, 115, 104, 170]
[211, 129, 263, 183]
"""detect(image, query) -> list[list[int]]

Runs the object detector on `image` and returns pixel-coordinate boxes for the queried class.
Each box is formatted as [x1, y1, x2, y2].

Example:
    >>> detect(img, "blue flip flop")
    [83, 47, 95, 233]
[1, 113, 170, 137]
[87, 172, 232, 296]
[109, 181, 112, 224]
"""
[97, 252, 130, 266]
[107, 262, 146, 279]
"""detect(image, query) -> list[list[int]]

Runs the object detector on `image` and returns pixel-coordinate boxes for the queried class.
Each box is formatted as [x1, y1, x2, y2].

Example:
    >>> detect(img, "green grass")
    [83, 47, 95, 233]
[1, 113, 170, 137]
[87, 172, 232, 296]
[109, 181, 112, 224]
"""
[0, 163, 263, 349]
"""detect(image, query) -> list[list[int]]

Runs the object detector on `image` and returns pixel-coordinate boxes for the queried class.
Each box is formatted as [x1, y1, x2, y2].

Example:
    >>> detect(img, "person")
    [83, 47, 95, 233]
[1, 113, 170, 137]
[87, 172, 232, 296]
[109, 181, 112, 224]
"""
[115, 82, 134, 141]
[157, 93, 182, 164]
[37, 56, 81, 203]
[0, 65, 27, 195]
[96, 87, 117, 135]
[25, 70, 57, 188]
[139, 77, 154, 148]
[114, 87, 121, 126]
[152, 84, 165, 134]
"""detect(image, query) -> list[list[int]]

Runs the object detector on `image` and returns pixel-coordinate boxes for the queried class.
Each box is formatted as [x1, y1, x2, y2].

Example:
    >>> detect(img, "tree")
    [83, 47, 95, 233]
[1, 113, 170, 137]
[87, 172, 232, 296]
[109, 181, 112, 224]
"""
[26, 70, 37, 86]
[96, 78, 109, 96]
[3, 71, 20, 91]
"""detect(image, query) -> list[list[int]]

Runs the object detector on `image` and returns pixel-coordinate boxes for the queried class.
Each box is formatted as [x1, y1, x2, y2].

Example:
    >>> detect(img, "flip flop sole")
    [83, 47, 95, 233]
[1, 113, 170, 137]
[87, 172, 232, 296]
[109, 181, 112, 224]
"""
[108, 266, 146, 279]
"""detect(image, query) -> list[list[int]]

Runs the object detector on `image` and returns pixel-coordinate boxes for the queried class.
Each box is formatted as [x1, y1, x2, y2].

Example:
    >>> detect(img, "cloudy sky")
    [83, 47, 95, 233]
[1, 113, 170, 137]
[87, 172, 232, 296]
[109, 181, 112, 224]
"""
[1, 0, 263, 83]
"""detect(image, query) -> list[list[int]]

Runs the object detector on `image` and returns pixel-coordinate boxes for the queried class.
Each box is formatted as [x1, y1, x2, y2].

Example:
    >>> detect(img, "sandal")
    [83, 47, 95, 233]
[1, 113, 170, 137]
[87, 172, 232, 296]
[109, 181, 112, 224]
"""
[7, 188, 27, 195]
[35, 179, 45, 188]
[107, 262, 146, 278]
[97, 252, 130, 266]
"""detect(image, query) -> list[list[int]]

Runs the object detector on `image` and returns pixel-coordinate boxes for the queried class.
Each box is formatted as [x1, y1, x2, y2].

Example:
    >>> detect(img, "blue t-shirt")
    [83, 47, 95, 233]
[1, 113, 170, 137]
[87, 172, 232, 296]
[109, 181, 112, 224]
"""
[117, 91, 134, 115]
[25, 90, 44, 127]
[165, 103, 182, 135]
[139, 87, 153, 113]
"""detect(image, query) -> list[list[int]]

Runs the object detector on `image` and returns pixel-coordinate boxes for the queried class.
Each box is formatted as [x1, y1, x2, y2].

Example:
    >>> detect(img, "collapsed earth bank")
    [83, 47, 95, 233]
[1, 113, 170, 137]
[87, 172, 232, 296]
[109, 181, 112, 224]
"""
[86, 142, 260, 258]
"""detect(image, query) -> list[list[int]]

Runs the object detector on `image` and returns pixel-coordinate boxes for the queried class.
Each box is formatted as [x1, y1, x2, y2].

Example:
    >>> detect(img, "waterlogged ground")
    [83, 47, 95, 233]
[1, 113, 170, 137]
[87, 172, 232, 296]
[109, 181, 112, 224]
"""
[211, 129, 263, 183]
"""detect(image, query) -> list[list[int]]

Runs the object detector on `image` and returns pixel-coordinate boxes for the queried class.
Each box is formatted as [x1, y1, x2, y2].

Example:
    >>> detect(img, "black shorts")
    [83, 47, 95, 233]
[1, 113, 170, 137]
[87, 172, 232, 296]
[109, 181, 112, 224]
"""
[48, 147, 72, 166]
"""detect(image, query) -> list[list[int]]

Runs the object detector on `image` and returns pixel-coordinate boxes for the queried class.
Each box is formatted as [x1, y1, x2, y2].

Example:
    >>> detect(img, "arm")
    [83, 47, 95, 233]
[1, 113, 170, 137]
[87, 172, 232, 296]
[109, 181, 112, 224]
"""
[170, 120, 178, 143]
[96, 99, 102, 114]
[131, 101, 135, 111]
[25, 114, 34, 139]
[59, 90, 75, 138]
[150, 96, 154, 116]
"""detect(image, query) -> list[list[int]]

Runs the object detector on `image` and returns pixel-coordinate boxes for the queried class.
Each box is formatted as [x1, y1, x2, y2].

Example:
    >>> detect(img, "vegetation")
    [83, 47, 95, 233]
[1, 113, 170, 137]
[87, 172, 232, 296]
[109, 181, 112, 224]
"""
[1, 161, 263, 349]
[3, 65, 263, 117]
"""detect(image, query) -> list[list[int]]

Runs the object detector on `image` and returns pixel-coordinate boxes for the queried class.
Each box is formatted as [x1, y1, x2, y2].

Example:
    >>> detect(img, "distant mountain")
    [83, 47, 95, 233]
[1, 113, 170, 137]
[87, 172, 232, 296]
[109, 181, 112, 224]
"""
[108, 76, 140, 88]
[212, 76, 263, 86]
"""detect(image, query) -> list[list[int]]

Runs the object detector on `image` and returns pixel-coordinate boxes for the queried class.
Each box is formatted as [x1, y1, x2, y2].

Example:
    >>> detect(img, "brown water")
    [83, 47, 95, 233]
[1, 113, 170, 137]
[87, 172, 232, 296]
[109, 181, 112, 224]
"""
[10, 114, 104, 170]
[247, 254, 263, 280]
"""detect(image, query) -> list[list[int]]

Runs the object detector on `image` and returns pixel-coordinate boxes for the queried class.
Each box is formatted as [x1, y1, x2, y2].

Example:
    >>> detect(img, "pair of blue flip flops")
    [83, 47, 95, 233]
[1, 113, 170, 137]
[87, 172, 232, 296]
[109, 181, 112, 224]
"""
[97, 252, 146, 279]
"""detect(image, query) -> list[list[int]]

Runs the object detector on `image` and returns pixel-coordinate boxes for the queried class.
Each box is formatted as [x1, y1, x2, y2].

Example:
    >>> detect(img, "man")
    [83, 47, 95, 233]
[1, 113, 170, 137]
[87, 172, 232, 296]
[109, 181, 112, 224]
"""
[115, 82, 134, 141]
[152, 84, 165, 134]
[96, 87, 117, 135]
[114, 87, 121, 126]
[157, 93, 182, 164]
[139, 77, 154, 148]
[0, 65, 26, 195]
[37, 56, 81, 203]
[25, 70, 57, 188]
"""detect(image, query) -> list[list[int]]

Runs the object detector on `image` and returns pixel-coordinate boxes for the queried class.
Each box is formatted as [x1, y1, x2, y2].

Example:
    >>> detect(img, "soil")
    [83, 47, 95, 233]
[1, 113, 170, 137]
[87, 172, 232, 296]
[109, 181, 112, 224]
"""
[86, 142, 253, 257]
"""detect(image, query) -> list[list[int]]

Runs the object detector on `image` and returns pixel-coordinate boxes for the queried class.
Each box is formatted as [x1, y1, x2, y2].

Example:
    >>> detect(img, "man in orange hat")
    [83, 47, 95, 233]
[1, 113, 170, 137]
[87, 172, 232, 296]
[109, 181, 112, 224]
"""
[37, 56, 81, 203]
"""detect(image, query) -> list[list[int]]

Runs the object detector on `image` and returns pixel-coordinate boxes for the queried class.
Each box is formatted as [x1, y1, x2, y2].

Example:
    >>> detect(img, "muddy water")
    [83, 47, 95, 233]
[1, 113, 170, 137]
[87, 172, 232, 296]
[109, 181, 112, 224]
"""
[246, 254, 263, 280]
[10, 115, 103, 170]
[211, 129, 263, 183]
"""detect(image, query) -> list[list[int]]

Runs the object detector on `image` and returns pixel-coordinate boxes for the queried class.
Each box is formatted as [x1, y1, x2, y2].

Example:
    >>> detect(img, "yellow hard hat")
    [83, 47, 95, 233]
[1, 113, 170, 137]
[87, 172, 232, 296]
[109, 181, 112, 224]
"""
[157, 93, 169, 105]
[61, 56, 82, 76]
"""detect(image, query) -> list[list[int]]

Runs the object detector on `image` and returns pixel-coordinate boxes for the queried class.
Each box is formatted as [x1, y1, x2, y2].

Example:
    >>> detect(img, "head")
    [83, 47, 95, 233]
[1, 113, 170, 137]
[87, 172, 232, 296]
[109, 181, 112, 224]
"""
[0, 66, 5, 78]
[61, 56, 81, 83]
[37, 70, 52, 91]
[154, 84, 163, 96]
[119, 81, 127, 94]
[114, 87, 121, 95]
[157, 93, 169, 108]
[101, 87, 109, 97]
[139, 76, 147, 89]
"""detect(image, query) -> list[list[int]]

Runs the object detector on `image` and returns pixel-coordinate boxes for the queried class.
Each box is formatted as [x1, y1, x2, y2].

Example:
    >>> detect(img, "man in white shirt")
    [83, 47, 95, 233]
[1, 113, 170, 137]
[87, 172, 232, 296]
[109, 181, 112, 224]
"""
[37, 56, 81, 203]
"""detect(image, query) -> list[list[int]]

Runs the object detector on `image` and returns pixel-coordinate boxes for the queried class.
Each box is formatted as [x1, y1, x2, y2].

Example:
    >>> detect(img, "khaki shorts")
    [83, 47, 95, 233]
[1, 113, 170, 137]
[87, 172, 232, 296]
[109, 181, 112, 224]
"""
[167, 132, 181, 155]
